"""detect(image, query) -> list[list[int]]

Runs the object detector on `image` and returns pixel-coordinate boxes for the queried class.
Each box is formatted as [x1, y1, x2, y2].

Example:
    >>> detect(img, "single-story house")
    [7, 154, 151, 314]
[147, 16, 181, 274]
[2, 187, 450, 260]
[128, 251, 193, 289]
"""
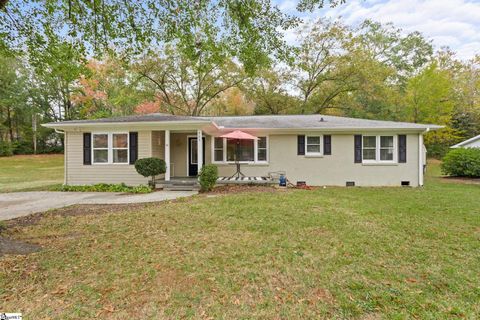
[43, 113, 441, 187]
[451, 134, 480, 149]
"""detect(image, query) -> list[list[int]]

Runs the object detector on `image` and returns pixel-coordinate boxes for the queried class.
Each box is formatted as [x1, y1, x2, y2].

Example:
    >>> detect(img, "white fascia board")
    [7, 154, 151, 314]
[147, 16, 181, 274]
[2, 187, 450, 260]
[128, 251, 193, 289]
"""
[207, 127, 441, 136]
[42, 120, 214, 131]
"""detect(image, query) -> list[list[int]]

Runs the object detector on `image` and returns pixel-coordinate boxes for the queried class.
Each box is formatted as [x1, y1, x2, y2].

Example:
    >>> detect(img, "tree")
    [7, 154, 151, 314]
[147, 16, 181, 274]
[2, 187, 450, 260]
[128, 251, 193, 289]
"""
[245, 68, 297, 114]
[134, 99, 162, 115]
[449, 55, 480, 140]
[134, 158, 166, 186]
[135, 45, 246, 116]
[72, 57, 149, 119]
[207, 87, 255, 116]
[355, 20, 433, 86]
[0, 54, 28, 143]
[405, 62, 453, 124]
[291, 19, 363, 114]
[1, 1, 351, 76]
[28, 34, 87, 121]
[0, 0, 304, 75]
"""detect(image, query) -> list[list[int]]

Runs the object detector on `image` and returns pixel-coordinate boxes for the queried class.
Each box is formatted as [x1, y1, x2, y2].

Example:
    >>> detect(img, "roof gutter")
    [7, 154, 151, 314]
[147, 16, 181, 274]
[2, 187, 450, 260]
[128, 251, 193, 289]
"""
[41, 120, 212, 128]
[209, 126, 442, 133]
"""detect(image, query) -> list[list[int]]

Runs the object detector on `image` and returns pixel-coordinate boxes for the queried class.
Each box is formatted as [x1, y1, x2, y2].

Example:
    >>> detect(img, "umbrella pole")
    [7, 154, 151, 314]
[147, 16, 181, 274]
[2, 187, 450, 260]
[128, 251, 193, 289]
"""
[229, 139, 245, 179]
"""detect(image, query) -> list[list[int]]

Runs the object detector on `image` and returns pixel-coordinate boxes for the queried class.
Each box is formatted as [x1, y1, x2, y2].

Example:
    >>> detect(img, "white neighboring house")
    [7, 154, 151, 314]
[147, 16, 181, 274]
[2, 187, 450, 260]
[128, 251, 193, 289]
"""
[451, 134, 480, 149]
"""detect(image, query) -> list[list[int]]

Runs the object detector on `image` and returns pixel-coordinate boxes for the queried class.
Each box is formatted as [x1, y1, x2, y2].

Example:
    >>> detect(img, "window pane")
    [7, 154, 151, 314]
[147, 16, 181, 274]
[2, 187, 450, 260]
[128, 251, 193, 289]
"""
[93, 149, 108, 163]
[239, 140, 254, 161]
[191, 139, 198, 164]
[258, 149, 267, 161]
[113, 134, 128, 148]
[380, 136, 393, 148]
[214, 150, 223, 162]
[363, 136, 376, 148]
[113, 149, 128, 163]
[363, 149, 376, 160]
[227, 139, 254, 161]
[227, 140, 236, 161]
[307, 136, 320, 144]
[93, 134, 108, 148]
[258, 137, 267, 148]
[380, 148, 394, 161]
[214, 137, 223, 149]
[307, 145, 321, 153]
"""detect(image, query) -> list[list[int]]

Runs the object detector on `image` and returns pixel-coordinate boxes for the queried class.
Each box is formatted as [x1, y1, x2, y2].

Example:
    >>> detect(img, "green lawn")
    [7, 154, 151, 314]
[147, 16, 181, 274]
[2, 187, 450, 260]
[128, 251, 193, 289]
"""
[1, 161, 479, 319]
[0, 154, 64, 192]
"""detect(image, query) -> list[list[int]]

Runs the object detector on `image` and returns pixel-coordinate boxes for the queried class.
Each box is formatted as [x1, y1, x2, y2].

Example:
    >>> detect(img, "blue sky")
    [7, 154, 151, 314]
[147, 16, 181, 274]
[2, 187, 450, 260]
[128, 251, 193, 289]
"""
[276, 0, 480, 59]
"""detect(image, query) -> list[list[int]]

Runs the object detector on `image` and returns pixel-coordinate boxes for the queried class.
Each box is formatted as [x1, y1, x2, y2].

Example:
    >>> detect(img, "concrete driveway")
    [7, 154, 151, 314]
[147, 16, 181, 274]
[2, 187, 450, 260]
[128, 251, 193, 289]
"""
[0, 191, 197, 221]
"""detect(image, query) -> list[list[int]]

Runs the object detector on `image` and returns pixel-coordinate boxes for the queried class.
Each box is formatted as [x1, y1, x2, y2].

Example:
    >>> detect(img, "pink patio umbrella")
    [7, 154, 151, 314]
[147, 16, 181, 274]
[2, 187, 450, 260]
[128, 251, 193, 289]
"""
[219, 130, 258, 178]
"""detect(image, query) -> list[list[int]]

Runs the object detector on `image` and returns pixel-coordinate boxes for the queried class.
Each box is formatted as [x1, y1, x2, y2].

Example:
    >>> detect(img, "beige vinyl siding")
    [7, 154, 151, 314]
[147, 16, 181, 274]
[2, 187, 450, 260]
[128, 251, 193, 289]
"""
[65, 129, 421, 186]
[65, 131, 151, 185]
[151, 131, 165, 158]
[212, 133, 420, 187]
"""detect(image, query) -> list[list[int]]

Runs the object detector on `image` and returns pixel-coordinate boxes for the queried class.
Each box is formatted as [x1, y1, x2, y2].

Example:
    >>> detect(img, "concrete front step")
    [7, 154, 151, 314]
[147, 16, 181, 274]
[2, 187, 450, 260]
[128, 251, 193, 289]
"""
[156, 179, 200, 191]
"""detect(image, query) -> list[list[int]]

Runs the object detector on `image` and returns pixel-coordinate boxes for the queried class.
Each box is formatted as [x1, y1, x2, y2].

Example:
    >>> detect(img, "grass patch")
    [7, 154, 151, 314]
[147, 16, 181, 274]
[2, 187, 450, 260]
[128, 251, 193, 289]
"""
[0, 162, 479, 318]
[0, 154, 64, 192]
[52, 183, 152, 194]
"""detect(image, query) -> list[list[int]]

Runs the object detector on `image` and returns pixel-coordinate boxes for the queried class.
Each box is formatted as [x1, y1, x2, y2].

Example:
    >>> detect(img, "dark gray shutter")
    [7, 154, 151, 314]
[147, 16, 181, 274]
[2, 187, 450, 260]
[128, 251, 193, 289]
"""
[83, 132, 91, 165]
[354, 135, 362, 163]
[129, 132, 138, 164]
[398, 134, 407, 163]
[297, 135, 305, 155]
[324, 135, 331, 155]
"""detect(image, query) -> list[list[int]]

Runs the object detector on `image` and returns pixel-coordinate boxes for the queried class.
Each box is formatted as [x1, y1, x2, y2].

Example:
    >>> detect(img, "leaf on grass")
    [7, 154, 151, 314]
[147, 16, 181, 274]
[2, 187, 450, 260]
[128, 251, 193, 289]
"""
[103, 304, 115, 312]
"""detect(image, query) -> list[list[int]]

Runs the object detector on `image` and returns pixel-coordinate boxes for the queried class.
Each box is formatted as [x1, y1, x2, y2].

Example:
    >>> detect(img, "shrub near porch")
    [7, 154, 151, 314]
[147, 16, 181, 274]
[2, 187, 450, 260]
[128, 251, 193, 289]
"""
[0, 163, 479, 318]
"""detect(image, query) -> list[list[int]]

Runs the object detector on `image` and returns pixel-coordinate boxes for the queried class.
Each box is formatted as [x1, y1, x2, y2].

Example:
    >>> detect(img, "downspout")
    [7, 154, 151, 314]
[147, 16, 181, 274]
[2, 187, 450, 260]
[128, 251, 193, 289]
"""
[418, 128, 430, 187]
[55, 129, 67, 185]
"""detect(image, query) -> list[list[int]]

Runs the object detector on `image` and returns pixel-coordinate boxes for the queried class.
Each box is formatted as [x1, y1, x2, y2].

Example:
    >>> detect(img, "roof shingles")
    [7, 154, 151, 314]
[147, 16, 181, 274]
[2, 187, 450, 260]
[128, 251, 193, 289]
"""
[43, 113, 442, 130]
[207, 114, 441, 130]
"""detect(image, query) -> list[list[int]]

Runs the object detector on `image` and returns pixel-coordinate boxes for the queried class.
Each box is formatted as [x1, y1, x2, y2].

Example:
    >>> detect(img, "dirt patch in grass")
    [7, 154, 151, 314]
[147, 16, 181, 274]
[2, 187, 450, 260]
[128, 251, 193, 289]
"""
[3, 203, 154, 229]
[441, 176, 480, 185]
[0, 203, 155, 257]
[0, 237, 41, 256]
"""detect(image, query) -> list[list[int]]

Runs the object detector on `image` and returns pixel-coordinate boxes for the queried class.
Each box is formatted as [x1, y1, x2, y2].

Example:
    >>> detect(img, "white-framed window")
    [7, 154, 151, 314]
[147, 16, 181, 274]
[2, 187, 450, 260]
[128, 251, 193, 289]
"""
[362, 135, 396, 163]
[227, 139, 254, 162]
[256, 137, 268, 162]
[213, 137, 224, 162]
[112, 133, 129, 163]
[380, 136, 394, 161]
[92, 133, 109, 163]
[362, 136, 377, 161]
[305, 135, 323, 156]
[92, 132, 129, 164]
[212, 136, 268, 163]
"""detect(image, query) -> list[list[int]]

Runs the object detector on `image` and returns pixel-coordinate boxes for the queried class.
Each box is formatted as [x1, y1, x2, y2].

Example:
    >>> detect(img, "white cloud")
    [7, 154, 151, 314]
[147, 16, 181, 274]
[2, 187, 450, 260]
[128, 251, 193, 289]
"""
[277, 0, 480, 60]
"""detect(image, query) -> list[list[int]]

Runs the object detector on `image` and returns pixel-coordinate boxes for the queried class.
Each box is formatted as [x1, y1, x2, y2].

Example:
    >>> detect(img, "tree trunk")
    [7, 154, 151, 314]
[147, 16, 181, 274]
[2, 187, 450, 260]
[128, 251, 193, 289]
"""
[32, 113, 37, 154]
[6, 105, 14, 143]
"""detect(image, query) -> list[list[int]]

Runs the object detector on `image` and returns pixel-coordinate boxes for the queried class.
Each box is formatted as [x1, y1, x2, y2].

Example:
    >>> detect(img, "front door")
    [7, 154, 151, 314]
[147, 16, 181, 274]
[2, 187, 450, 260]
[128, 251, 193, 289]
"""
[188, 137, 205, 176]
